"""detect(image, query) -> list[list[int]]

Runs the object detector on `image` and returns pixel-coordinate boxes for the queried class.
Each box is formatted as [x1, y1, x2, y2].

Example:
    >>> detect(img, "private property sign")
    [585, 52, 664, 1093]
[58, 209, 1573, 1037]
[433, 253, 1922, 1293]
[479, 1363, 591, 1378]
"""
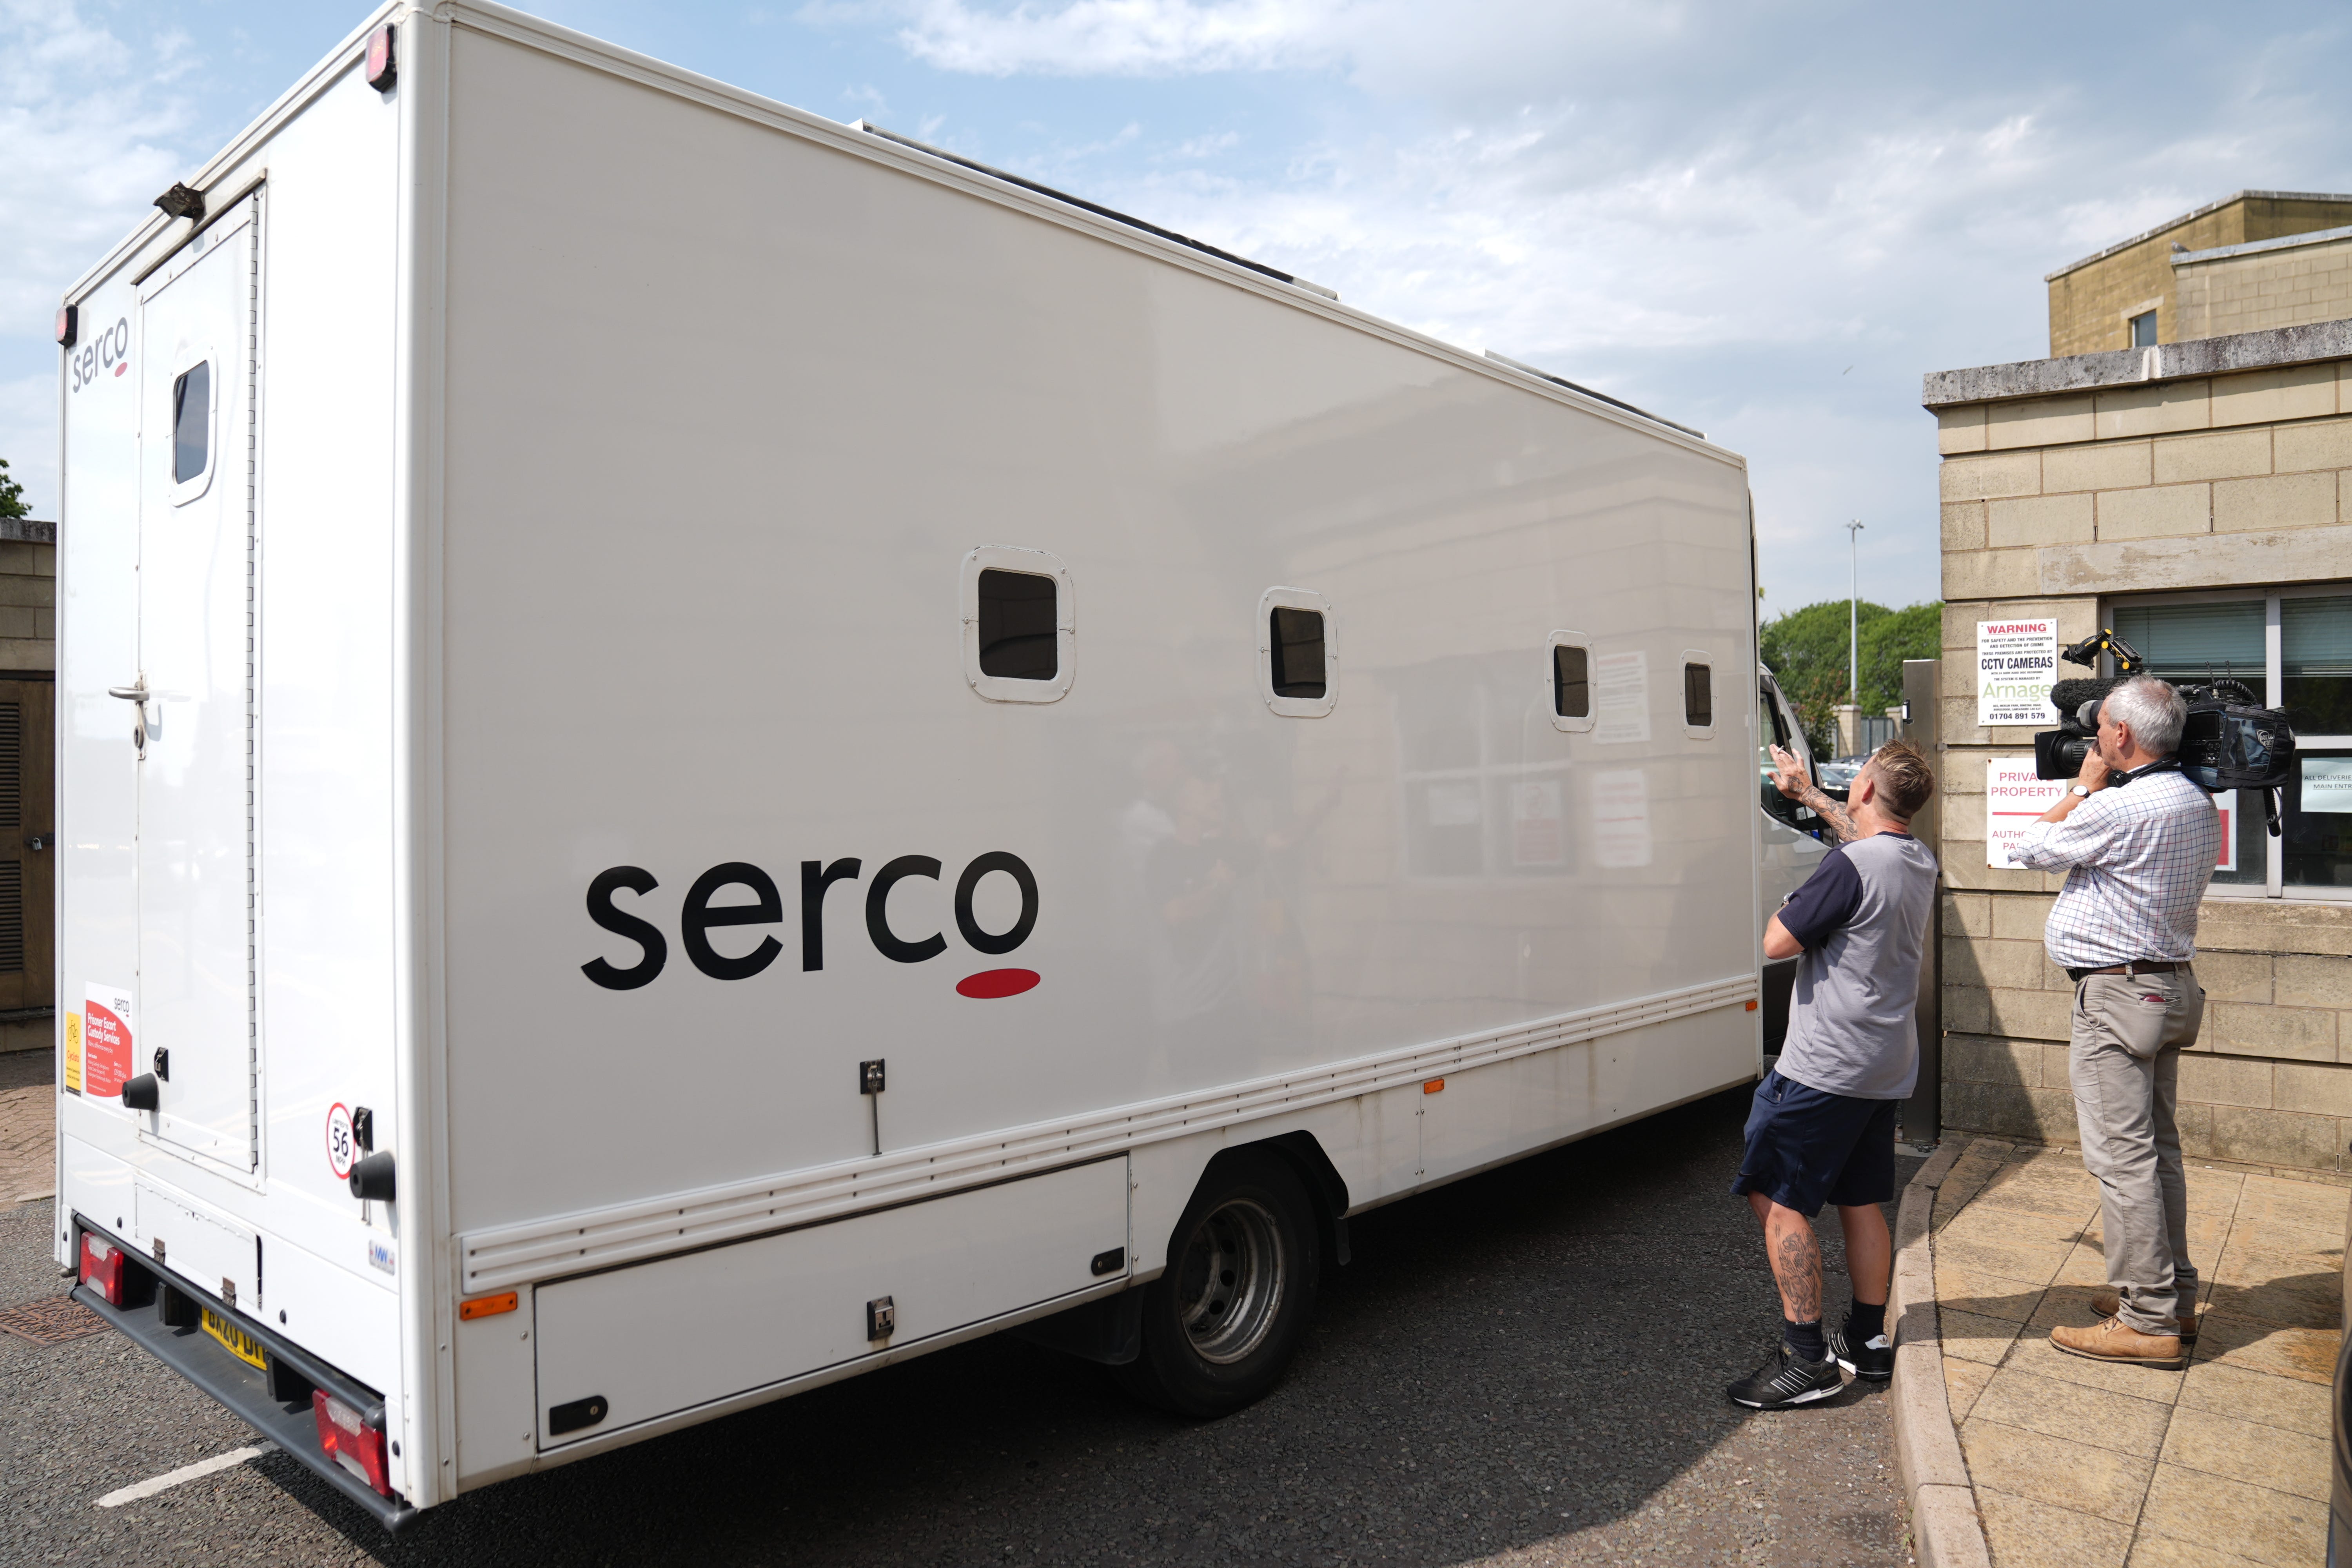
[1977, 619, 2060, 728]
[1987, 759, 2241, 872]
[1986, 759, 2069, 867]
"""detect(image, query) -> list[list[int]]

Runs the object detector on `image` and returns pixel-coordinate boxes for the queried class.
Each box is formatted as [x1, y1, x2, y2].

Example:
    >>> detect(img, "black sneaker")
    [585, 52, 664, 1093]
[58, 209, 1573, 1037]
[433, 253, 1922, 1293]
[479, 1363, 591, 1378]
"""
[1726, 1343, 1845, 1409]
[1829, 1325, 1893, 1381]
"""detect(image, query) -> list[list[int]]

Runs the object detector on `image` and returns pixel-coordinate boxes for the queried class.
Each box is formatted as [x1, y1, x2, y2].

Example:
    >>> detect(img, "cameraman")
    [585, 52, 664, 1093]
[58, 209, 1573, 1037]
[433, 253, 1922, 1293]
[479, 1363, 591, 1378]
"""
[2007, 675, 2220, 1370]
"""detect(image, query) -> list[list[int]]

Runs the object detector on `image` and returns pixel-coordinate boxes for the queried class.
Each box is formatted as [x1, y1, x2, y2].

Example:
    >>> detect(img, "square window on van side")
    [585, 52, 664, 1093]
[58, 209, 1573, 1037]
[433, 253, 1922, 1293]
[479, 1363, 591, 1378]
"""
[1554, 645, 1590, 718]
[976, 569, 1058, 680]
[1683, 662, 1712, 728]
[172, 361, 210, 483]
[1269, 608, 1327, 699]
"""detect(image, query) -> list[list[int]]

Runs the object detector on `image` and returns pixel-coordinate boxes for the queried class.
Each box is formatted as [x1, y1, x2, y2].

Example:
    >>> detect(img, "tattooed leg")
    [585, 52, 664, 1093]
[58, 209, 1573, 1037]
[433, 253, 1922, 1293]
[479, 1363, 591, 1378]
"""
[1762, 1202, 1824, 1323]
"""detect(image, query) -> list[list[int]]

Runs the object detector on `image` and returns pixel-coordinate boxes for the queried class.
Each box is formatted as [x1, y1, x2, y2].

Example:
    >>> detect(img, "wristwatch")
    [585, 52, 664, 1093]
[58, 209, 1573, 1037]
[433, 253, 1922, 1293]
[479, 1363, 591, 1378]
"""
[2070, 784, 2092, 797]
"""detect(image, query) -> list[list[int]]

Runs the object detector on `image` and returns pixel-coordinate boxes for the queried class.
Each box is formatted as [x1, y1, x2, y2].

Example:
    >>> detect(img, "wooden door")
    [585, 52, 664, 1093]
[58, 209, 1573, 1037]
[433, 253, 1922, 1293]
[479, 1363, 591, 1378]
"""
[0, 678, 56, 1013]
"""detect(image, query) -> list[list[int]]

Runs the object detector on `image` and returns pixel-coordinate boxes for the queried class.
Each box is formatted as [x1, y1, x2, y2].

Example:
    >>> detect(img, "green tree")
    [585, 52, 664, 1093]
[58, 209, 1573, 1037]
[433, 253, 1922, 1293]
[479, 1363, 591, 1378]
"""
[1760, 598, 1942, 757]
[0, 459, 26, 521]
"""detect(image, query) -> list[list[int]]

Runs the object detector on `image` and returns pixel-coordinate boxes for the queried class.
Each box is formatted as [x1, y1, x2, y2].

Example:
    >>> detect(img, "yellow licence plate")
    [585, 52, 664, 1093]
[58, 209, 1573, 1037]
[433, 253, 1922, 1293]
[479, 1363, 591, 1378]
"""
[202, 1308, 268, 1372]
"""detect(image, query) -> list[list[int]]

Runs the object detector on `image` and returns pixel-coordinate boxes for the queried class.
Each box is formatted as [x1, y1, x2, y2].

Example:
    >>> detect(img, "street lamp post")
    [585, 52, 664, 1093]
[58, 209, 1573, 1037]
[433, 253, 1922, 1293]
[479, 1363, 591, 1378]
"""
[1845, 520, 1866, 703]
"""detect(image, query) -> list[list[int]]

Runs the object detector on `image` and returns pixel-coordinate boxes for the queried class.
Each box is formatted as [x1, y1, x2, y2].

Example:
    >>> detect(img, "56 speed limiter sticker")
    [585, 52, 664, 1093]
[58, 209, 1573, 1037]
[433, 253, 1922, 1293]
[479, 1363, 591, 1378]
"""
[326, 1103, 358, 1180]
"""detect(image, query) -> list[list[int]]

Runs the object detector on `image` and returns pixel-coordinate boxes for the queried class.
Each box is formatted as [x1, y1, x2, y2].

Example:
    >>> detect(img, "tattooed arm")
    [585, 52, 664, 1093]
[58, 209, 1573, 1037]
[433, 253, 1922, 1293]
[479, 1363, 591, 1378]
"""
[1769, 743, 1862, 844]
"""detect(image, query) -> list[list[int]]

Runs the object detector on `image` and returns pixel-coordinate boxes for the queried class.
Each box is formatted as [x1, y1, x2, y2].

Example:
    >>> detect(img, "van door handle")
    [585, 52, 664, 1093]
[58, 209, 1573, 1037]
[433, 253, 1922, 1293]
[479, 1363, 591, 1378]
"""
[108, 682, 149, 759]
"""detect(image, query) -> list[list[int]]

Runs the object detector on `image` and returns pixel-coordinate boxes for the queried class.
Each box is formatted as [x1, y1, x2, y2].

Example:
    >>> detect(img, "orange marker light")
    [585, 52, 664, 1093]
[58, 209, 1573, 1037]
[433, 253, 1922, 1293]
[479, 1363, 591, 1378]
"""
[458, 1291, 519, 1321]
[1745, 999, 1759, 1011]
[1422, 1078, 1445, 1094]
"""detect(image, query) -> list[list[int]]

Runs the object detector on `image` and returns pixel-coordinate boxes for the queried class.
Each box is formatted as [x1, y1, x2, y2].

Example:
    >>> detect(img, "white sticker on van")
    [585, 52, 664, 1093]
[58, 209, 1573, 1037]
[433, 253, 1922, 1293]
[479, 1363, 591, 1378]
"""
[326, 1103, 358, 1180]
[368, 1239, 397, 1276]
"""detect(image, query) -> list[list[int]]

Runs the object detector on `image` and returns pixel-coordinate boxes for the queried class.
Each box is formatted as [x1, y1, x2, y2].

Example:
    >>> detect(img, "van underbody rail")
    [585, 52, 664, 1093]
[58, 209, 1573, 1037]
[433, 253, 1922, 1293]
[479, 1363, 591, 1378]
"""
[68, 1218, 419, 1533]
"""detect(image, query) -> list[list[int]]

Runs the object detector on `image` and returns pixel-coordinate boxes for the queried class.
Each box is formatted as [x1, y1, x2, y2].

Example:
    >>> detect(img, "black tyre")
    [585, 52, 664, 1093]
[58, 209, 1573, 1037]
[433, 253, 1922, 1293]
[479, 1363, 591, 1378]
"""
[1115, 1149, 1321, 1417]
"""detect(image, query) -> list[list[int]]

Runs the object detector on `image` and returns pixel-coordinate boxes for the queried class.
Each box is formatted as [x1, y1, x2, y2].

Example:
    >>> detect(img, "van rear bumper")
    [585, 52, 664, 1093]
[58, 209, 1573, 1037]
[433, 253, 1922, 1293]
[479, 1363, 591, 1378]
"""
[69, 1231, 419, 1532]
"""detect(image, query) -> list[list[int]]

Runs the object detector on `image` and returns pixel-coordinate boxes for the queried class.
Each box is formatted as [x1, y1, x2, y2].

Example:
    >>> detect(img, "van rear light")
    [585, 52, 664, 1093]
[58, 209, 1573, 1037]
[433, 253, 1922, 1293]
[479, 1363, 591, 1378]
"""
[312, 1390, 393, 1497]
[78, 1232, 129, 1305]
[364, 23, 396, 91]
[56, 304, 77, 348]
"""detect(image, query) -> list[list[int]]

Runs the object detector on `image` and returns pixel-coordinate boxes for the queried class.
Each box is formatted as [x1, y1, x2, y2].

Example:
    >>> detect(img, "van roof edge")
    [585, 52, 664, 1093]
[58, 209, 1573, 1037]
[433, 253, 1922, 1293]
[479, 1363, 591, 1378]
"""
[849, 120, 1337, 303]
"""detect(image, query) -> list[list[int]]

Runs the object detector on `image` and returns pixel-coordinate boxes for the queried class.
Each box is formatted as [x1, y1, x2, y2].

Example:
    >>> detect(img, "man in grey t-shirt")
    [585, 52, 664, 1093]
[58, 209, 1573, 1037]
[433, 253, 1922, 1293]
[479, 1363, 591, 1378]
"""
[1725, 739, 1938, 1410]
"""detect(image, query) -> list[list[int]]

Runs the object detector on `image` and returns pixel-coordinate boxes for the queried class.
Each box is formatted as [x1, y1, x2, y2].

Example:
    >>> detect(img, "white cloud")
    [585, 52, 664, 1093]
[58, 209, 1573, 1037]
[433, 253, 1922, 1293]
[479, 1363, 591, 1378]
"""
[873, 0, 2352, 606]
[893, 0, 1344, 76]
[0, 0, 209, 514]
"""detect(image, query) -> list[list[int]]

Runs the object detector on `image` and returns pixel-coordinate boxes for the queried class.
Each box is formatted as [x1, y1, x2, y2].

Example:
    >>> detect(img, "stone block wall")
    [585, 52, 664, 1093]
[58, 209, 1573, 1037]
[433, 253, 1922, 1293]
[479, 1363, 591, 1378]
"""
[0, 533, 56, 673]
[2047, 192, 2352, 357]
[2176, 231, 2352, 344]
[1929, 349, 2352, 1172]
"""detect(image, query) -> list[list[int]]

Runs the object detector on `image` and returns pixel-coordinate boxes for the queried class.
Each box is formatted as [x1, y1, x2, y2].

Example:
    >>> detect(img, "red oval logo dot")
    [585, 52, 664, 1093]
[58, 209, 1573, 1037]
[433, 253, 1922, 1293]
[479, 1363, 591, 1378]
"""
[957, 968, 1039, 999]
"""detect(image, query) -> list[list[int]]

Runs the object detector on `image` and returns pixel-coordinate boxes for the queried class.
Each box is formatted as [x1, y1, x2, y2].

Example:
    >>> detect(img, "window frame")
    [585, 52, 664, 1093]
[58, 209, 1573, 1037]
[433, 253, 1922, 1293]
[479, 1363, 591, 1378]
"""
[1679, 650, 1716, 739]
[1546, 631, 1594, 734]
[166, 347, 219, 507]
[960, 545, 1074, 704]
[1257, 586, 1337, 718]
[2105, 583, 2352, 900]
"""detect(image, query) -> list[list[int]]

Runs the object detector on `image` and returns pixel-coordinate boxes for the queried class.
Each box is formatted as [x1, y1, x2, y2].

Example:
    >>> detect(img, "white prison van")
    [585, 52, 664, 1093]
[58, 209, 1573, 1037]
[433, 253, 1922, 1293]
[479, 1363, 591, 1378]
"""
[51, 1, 1764, 1528]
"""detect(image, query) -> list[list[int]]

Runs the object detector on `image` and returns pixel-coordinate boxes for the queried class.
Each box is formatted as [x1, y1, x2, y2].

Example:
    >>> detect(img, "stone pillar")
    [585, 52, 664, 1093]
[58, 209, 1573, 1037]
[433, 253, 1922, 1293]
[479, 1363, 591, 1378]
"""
[1832, 704, 1861, 758]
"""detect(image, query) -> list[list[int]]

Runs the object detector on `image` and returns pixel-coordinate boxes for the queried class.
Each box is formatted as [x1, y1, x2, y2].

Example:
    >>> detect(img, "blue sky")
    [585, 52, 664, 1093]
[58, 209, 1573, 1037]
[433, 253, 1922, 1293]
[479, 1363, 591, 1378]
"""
[6, 0, 2352, 613]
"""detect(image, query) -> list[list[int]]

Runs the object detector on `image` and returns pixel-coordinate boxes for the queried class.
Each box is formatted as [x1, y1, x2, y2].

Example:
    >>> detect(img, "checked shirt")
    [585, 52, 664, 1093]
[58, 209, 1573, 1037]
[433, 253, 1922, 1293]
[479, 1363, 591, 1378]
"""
[2007, 768, 2221, 970]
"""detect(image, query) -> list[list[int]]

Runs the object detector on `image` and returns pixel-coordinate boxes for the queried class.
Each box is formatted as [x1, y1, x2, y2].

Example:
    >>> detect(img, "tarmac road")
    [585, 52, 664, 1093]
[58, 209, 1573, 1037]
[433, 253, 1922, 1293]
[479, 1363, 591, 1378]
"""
[1, 1083, 1922, 1566]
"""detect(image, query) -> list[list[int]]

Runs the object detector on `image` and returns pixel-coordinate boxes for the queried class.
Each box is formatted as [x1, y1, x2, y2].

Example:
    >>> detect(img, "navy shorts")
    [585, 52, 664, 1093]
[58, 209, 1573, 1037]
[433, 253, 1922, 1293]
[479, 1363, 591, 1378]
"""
[1730, 1069, 1899, 1217]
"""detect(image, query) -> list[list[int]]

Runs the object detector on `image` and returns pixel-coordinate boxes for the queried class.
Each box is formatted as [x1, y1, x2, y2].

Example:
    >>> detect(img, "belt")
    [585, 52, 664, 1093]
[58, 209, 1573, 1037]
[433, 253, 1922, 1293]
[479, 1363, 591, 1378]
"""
[2067, 960, 2188, 982]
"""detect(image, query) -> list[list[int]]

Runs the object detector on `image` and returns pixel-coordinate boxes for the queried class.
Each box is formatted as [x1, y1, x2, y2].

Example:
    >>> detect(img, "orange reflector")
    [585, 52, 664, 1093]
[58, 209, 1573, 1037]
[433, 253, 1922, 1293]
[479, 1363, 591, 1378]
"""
[1423, 1078, 1445, 1094]
[459, 1291, 518, 1321]
[1745, 999, 1759, 1011]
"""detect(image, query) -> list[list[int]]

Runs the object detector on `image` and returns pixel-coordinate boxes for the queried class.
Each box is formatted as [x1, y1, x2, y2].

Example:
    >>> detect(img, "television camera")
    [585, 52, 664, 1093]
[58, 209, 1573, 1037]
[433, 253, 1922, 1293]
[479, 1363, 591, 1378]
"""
[2032, 628, 2296, 834]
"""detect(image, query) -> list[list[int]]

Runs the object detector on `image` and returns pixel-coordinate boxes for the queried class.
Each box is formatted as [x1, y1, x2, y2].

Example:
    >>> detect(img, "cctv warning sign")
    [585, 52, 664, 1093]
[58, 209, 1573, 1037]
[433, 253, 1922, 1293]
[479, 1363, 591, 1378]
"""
[1977, 619, 2060, 728]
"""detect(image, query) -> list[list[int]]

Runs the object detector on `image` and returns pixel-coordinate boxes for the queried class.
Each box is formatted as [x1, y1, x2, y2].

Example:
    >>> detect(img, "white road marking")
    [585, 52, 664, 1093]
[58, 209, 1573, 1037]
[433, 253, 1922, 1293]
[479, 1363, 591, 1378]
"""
[97, 1443, 276, 1508]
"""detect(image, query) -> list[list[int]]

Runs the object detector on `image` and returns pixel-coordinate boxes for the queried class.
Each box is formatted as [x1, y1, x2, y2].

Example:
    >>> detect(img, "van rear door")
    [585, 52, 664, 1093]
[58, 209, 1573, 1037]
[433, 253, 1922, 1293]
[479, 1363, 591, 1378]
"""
[132, 197, 260, 1169]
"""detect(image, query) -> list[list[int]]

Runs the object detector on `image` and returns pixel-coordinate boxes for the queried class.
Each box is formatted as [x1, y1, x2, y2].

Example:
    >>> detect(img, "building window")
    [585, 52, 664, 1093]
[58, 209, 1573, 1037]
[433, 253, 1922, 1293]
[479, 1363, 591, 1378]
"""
[2111, 588, 2352, 897]
[2128, 310, 2158, 348]
[1396, 662, 1571, 878]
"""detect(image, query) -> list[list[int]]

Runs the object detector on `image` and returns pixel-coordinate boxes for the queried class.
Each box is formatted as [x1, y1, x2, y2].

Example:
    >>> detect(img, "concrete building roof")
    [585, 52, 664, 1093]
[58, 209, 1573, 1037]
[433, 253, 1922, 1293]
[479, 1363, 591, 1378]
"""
[2171, 223, 2352, 267]
[2043, 189, 2352, 282]
[1922, 317, 2352, 408]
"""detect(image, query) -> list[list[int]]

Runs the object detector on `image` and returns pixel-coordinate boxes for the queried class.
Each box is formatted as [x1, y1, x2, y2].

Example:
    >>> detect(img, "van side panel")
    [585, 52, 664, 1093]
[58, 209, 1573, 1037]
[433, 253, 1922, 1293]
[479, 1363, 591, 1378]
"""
[434, 22, 1755, 1241]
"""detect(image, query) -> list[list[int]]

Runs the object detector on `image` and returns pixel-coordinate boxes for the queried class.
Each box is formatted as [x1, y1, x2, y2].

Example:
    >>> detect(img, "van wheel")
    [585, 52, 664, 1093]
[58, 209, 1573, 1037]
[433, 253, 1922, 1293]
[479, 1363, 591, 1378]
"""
[1116, 1149, 1320, 1417]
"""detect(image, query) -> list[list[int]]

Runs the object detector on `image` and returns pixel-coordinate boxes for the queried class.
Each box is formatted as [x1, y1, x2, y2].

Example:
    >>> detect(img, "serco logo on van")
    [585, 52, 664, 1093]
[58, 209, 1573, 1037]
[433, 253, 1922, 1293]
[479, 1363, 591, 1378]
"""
[69, 318, 131, 393]
[582, 852, 1041, 998]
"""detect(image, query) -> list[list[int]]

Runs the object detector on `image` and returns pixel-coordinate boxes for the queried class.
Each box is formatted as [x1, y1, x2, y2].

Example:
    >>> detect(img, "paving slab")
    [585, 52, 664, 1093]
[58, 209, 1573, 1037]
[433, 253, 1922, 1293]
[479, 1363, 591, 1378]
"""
[1895, 1134, 2342, 1568]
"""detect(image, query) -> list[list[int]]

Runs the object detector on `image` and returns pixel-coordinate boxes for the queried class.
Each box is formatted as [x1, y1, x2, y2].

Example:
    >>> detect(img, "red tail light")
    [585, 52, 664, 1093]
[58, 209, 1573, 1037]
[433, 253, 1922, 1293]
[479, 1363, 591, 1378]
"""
[364, 23, 396, 91]
[312, 1390, 393, 1497]
[79, 1232, 129, 1305]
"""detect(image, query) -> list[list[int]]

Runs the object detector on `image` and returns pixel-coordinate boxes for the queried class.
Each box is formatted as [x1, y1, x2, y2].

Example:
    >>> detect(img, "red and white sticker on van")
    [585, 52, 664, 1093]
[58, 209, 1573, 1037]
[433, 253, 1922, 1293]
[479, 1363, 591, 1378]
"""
[83, 984, 133, 1099]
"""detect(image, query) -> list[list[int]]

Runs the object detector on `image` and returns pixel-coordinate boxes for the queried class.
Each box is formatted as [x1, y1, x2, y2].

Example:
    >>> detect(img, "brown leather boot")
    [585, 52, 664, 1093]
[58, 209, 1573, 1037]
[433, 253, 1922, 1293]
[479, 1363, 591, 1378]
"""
[2089, 1291, 2198, 1343]
[2050, 1316, 2185, 1369]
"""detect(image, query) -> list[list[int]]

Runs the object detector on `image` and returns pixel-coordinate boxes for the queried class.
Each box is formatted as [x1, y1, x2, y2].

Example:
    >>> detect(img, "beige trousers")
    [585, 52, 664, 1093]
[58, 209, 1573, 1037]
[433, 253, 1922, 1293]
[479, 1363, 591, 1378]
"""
[2067, 969, 2205, 1334]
